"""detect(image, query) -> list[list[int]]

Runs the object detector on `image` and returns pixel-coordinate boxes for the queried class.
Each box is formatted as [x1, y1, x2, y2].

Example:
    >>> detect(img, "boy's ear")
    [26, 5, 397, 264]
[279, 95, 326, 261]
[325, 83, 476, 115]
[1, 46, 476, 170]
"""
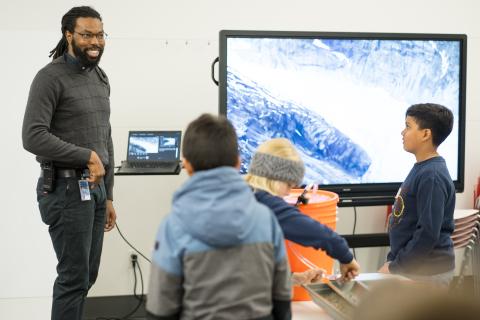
[182, 158, 194, 176]
[422, 128, 433, 142]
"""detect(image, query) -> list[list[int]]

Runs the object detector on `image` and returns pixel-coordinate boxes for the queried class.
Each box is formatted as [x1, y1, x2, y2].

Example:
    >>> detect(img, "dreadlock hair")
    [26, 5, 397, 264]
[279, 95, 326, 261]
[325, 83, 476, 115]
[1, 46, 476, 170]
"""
[49, 6, 102, 59]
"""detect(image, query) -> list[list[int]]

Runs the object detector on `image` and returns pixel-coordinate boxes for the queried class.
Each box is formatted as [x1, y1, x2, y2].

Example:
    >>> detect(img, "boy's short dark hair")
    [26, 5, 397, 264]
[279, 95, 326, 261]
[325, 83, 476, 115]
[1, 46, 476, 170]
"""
[182, 113, 239, 171]
[406, 103, 454, 147]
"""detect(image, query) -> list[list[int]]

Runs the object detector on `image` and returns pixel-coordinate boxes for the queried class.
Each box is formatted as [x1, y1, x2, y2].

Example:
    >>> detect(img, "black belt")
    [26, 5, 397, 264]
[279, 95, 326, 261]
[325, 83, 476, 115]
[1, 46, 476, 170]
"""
[40, 168, 86, 178]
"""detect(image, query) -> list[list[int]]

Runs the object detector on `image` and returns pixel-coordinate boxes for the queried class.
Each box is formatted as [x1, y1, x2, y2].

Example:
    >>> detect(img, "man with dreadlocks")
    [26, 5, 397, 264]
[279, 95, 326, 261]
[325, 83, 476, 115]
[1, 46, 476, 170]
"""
[22, 6, 116, 320]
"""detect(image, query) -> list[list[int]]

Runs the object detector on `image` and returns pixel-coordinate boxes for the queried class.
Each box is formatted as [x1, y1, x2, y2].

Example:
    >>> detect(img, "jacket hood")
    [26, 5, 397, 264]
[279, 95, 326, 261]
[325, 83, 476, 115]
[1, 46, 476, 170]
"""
[171, 167, 259, 247]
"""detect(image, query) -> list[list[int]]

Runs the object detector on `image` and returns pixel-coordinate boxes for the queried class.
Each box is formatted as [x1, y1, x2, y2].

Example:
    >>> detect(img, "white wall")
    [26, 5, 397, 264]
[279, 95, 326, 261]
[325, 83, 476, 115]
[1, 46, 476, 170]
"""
[1, 0, 479, 308]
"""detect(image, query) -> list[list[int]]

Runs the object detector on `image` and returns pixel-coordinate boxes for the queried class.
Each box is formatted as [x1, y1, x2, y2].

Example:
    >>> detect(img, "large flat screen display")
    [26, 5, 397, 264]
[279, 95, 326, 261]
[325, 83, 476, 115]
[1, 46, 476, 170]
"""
[219, 31, 466, 205]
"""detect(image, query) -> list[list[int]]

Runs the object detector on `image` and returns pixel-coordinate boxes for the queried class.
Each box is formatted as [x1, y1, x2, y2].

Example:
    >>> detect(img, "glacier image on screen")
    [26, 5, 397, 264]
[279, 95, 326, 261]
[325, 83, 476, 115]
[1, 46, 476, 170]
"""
[226, 37, 460, 184]
[129, 136, 159, 154]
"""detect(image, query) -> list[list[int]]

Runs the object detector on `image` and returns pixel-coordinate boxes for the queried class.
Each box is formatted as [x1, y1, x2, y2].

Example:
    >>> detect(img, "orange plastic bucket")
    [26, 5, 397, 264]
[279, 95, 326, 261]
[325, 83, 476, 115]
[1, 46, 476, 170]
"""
[284, 189, 339, 301]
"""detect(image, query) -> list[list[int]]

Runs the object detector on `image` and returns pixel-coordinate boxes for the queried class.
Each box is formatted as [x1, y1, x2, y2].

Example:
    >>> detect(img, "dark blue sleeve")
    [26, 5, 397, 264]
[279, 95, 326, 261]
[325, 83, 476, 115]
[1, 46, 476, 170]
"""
[389, 175, 446, 273]
[256, 192, 353, 264]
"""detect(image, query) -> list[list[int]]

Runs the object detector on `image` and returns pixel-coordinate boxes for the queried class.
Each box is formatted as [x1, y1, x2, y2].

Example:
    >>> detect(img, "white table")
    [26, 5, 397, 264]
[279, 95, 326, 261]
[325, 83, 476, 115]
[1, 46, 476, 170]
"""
[291, 273, 408, 319]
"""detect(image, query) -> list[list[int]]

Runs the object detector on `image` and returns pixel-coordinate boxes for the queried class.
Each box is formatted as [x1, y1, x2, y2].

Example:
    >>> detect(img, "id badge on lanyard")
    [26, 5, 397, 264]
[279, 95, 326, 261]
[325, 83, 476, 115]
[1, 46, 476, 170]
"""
[78, 179, 91, 201]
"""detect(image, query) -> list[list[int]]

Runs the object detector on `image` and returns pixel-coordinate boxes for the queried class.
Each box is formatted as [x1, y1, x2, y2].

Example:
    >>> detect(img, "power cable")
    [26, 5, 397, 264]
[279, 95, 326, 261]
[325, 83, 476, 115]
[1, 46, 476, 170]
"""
[95, 256, 145, 320]
[116, 222, 151, 263]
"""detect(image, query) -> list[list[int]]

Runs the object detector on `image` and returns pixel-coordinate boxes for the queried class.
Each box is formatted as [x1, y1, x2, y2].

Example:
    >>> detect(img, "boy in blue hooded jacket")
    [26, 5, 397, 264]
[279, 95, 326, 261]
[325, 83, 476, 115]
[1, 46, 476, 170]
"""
[146, 114, 291, 320]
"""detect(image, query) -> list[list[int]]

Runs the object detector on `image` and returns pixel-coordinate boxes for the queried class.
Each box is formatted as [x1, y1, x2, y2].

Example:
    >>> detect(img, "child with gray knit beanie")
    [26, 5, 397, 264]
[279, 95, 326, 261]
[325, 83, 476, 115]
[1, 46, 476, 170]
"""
[246, 138, 360, 284]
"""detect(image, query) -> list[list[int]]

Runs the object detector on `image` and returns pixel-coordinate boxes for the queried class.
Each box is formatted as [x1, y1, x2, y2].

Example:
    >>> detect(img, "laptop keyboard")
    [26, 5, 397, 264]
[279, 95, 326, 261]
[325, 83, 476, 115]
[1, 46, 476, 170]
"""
[128, 161, 176, 168]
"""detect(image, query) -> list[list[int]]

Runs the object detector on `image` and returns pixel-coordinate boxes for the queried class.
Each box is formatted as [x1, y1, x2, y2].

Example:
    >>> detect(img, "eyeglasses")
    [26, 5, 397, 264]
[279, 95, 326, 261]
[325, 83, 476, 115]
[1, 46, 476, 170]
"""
[74, 31, 108, 41]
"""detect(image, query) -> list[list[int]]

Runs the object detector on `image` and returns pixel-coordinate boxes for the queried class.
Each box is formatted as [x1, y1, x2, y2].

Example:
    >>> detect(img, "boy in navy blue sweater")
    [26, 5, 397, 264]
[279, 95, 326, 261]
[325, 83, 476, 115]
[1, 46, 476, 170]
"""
[380, 103, 456, 287]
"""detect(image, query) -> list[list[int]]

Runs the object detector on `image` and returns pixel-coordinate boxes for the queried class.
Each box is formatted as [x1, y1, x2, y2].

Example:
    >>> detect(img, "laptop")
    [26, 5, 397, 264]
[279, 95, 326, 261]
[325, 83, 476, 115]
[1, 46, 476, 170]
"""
[116, 130, 182, 175]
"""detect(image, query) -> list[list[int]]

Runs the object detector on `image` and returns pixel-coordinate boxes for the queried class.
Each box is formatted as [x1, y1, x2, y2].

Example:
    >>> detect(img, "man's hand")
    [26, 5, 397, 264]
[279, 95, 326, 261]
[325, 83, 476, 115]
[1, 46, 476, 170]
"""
[87, 151, 105, 186]
[378, 261, 391, 274]
[339, 258, 360, 281]
[105, 200, 116, 232]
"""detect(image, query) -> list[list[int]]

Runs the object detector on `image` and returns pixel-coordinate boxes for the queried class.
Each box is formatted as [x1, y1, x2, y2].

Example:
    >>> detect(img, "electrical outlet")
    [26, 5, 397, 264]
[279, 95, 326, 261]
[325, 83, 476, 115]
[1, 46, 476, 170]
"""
[130, 252, 138, 267]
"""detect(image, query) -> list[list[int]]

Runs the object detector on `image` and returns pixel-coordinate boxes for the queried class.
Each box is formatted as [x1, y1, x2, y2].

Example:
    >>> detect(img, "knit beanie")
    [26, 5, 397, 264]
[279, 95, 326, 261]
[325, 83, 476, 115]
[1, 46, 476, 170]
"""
[248, 152, 305, 185]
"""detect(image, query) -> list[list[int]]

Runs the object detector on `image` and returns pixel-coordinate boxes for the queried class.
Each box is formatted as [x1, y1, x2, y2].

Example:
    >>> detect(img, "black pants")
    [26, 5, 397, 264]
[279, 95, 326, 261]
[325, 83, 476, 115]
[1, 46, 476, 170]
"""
[37, 177, 107, 320]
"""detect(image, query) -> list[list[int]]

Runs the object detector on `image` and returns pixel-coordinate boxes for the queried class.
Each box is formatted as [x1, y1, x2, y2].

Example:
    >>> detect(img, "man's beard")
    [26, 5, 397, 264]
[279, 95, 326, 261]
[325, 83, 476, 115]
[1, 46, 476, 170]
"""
[72, 38, 104, 69]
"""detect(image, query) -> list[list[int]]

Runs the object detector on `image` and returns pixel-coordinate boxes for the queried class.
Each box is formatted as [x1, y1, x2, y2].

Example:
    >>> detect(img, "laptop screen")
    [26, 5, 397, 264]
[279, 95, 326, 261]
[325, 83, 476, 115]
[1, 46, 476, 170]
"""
[127, 131, 182, 162]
